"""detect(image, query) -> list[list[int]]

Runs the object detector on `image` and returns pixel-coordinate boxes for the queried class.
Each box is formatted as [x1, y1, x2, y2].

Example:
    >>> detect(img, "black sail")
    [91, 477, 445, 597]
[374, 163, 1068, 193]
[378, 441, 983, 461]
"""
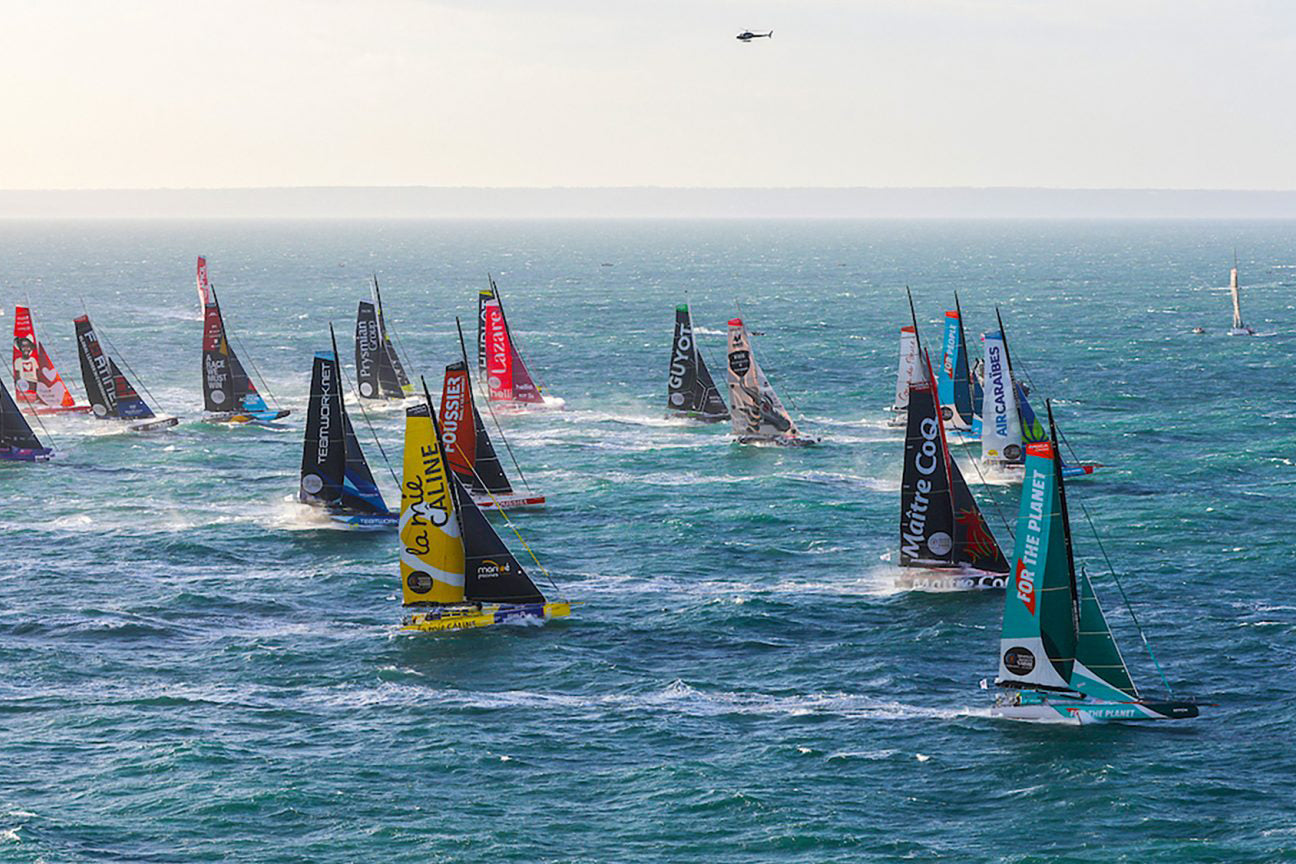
[74, 315, 119, 419]
[476, 287, 493, 371]
[453, 471, 544, 604]
[299, 352, 346, 508]
[354, 301, 385, 400]
[471, 403, 513, 495]
[0, 379, 44, 450]
[666, 304, 729, 420]
[899, 374, 956, 567]
[372, 279, 411, 390]
[950, 458, 1009, 573]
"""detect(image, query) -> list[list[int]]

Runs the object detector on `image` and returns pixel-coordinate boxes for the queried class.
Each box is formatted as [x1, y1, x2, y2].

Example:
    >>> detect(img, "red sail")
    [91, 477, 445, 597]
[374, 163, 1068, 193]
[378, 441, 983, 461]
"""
[484, 300, 514, 401]
[439, 363, 478, 482]
[12, 305, 76, 409]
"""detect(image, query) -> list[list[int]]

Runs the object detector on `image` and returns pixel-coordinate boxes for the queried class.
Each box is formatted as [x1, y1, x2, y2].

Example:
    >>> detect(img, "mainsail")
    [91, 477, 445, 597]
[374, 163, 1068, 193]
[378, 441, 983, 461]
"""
[354, 301, 404, 400]
[196, 257, 285, 420]
[980, 329, 1023, 467]
[1229, 260, 1251, 332]
[440, 360, 514, 496]
[901, 353, 1008, 573]
[483, 298, 543, 403]
[936, 303, 975, 429]
[400, 402, 467, 605]
[726, 318, 800, 440]
[0, 378, 52, 460]
[12, 306, 83, 413]
[667, 304, 729, 421]
[891, 325, 919, 412]
[74, 315, 158, 421]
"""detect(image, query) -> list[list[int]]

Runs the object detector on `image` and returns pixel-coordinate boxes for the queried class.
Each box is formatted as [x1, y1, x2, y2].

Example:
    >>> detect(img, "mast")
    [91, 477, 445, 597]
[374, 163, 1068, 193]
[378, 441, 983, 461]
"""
[1045, 400, 1081, 628]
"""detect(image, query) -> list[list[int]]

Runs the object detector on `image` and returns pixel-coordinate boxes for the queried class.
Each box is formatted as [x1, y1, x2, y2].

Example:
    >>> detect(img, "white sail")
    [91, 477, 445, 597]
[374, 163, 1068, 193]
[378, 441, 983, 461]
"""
[980, 330, 1022, 466]
[1230, 265, 1245, 330]
[726, 318, 799, 440]
[892, 326, 919, 410]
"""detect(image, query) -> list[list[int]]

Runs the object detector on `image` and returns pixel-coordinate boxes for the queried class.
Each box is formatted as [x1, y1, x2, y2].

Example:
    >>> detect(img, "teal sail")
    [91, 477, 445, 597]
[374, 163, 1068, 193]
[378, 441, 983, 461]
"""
[1070, 567, 1138, 700]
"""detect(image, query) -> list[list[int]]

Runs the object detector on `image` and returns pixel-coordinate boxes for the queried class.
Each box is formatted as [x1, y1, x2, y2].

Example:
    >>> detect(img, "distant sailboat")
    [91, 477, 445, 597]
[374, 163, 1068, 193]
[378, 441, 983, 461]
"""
[196, 257, 291, 424]
[666, 303, 729, 422]
[991, 402, 1200, 723]
[298, 327, 398, 529]
[980, 312, 1099, 479]
[477, 275, 564, 410]
[885, 325, 919, 427]
[726, 317, 818, 446]
[1227, 255, 1256, 336]
[898, 348, 1009, 589]
[0, 378, 53, 461]
[12, 305, 91, 415]
[399, 380, 573, 632]
[73, 315, 178, 432]
[935, 296, 976, 436]
[439, 318, 545, 509]
[354, 276, 414, 400]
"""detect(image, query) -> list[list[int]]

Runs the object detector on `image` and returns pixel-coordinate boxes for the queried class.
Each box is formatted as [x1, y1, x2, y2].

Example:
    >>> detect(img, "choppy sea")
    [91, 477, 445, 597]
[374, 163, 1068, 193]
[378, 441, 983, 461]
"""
[0, 218, 1293, 862]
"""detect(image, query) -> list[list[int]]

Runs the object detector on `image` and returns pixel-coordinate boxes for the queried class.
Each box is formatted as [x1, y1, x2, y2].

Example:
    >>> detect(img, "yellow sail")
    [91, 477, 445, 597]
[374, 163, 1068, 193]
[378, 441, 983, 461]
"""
[399, 403, 465, 605]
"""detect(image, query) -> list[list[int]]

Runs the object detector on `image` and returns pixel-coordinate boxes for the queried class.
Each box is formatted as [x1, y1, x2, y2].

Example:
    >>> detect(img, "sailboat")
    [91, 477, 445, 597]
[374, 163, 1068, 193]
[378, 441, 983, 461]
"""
[898, 348, 1010, 590]
[439, 319, 545, 509]
[73, 315, 178, 432]
[12, 305, 91, 415]
[196, 257, 291, 424]
[0, 378, 53, 461]
[1227, 255, 1256, 336]
[298, 327, 398, 528]
[991, 402, 1199, 723]
[979, 312, 1099, 479]
[726, 317, 818, 446]
[355, 276, 414, 400]
[477, 275, 565, 410]
[666, 303, 729, 422]
[935, 296, 976, 437]
[398, 380, 573, 632]
[885, 325, 919, 427]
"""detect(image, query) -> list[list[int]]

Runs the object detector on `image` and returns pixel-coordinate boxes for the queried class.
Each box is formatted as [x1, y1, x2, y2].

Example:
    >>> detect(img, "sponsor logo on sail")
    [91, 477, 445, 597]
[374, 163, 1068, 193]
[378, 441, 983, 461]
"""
[729, 349, 751, 377]
[988, 343, 1008, 436]
[1003, 646, 1035, 676]
[317, 361, 334, 463]
[669, 324, 693, 394]
[407, 571, 434, 594]
[902, 415, 946, 559]
[1015, 467, 1048, 615]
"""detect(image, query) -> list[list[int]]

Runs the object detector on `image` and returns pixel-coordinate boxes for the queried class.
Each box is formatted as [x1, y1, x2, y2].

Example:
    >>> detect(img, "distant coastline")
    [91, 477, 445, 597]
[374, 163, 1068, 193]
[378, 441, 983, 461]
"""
[3, 186, 1296, 219]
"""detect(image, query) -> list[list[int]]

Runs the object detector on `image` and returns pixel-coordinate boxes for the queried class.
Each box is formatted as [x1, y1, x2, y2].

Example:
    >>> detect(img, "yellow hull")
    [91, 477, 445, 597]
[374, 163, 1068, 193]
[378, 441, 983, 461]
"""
[401, 601, 572, 633]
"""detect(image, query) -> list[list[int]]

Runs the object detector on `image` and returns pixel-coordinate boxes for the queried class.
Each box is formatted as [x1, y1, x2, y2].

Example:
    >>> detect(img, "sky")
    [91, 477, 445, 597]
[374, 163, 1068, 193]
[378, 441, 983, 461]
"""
[2, 0, 1295, 190]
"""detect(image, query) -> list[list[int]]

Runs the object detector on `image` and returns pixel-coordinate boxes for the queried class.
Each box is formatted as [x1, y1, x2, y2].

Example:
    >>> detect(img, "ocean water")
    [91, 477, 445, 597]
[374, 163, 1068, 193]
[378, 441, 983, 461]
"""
[0, 218, 1293, 863]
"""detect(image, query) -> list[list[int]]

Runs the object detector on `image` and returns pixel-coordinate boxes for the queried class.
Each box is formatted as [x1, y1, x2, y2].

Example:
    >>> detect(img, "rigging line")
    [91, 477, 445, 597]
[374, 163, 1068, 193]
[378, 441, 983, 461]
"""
[952, 432, 1016, 540]
[93, 316, 170, 417]
[372, 275, 417, 382]
[230, 332, 283, 411]
[1071, 494, 1176, 698]
[333, 325, 400, 490]
[446, 438, 561, 596]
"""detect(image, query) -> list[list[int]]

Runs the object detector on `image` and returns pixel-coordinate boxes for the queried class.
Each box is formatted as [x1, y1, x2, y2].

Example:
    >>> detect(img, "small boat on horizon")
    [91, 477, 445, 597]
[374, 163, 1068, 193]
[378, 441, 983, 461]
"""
[884, 324, 919, 427]
[398, 380, 573, 632]
[935, 295, 976, 439]
[726, 317, 819, 446]
[73, 314, 178, 432]
[990, 401, 1200, 724]
[12, 305, 92, 416]
[1227, 254, 1256, 336]
[196, 256, 291, 425]
[666, 303, 729, 423]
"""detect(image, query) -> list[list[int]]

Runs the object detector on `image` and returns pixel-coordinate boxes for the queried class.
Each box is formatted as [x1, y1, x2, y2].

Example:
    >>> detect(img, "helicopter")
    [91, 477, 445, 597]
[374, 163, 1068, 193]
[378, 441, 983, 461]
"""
[736, 30, 773, 42]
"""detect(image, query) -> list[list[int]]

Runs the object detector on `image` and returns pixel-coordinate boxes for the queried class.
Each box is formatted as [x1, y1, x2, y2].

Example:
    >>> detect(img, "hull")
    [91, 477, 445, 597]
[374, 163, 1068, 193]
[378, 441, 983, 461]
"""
[401, 600, 572, 633]
[735, 434, 821, 447]
[126, 416, 180, 433]
[992, 690, 1200, 724]
[473, 493, 547, 510]
[1061, 463, 1100, 478]
[1228, 327, 1255, 336]
[981, 460, 1099, 480]
[896, 566, 1007, 591]
[23, 404, 92, 416]
[488, 395, 566, 412]
[328, 510, 399, 530]
[666, 411, 729, 424]
[0, 446, 53, 462]
[885, 408, 907, 428]
[204, 409, 291, 425]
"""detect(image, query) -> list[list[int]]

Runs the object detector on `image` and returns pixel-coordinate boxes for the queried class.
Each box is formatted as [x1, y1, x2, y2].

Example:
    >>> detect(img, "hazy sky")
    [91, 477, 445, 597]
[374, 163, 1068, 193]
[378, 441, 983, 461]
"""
[3, 0, 1294, 190]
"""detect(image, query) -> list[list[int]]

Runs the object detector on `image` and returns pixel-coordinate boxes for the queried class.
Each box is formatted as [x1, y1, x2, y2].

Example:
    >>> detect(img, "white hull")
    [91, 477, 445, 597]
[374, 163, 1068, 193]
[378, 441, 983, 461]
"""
[473, 493, 546, 510]
[895, 567, 1006, 591]
[127, 416, 179, 433]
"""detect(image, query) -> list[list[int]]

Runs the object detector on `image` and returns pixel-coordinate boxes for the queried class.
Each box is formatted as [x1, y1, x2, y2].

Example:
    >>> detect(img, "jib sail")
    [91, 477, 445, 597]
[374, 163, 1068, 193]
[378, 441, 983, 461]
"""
[452, 471, 544, 604]
[0, 378, 48, 453]
[372, 277, 412, 394]
[667, 304, 729, 420]
[726, 318, 799, 439]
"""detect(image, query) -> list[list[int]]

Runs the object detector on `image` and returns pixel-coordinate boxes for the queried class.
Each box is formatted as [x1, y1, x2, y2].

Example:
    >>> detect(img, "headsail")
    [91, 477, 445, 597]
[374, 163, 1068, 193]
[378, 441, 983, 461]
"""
[667, 304, 729, 420]
[12, 306, 78, 411]
[453, 473, 545, 604]
[726, 318, 799, 440]
[483, 299, 542, 403]
[372, 277, 412, 394]
[399, 402, 466, 605]
[981, 330, 1023, 466]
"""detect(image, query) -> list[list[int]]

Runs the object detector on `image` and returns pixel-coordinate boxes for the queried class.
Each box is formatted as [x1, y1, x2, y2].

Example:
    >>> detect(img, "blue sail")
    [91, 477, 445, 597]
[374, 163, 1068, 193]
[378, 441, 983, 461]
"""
[937, 312, 959, 409]
[340, 409, 390, 515]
